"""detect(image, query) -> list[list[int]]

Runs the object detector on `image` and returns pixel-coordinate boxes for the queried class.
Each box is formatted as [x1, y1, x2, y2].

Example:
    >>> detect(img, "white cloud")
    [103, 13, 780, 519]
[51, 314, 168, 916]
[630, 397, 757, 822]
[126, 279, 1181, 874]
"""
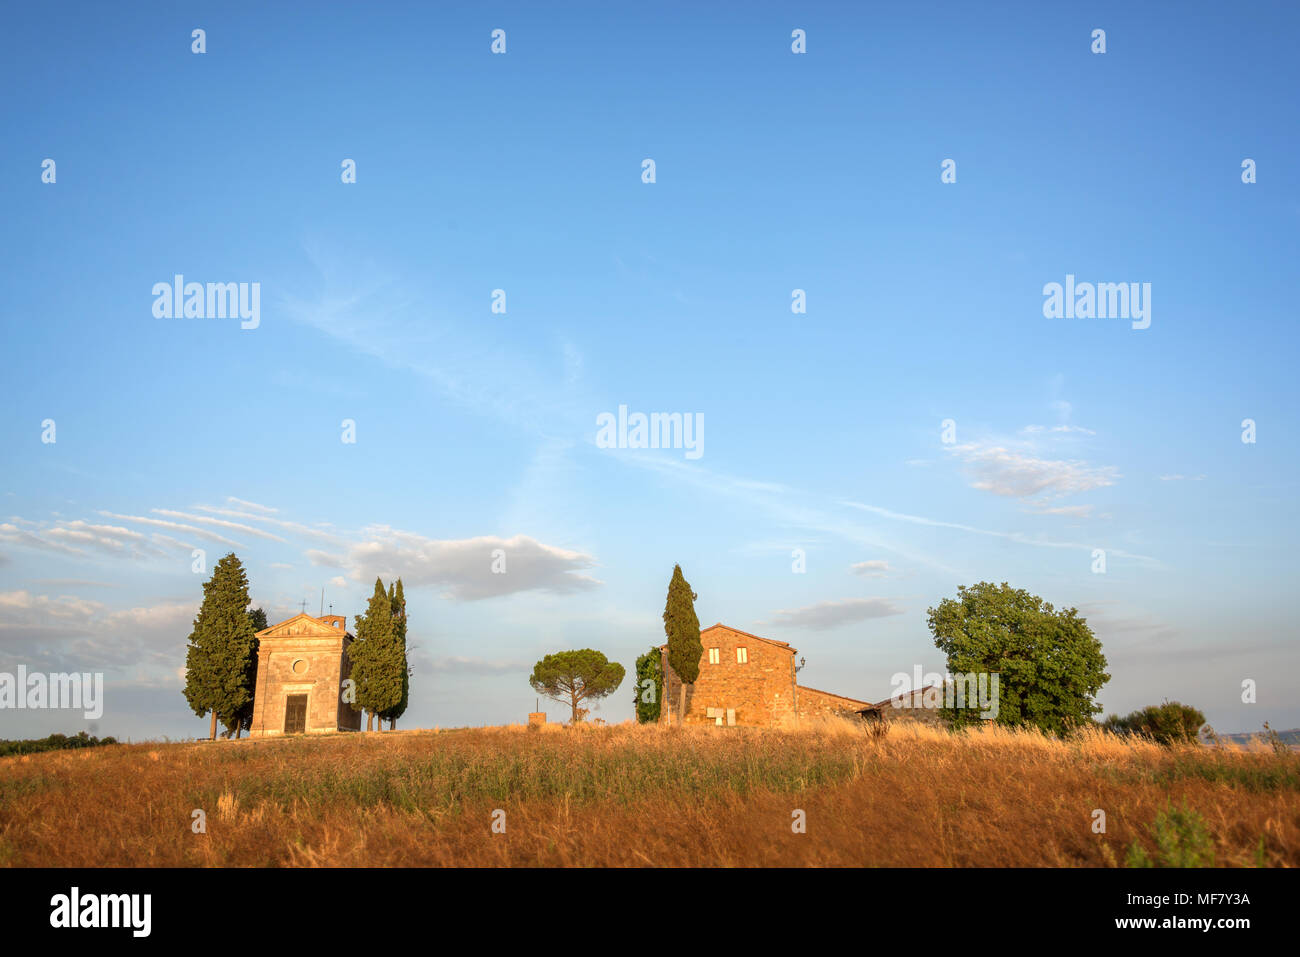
[1024, 503, 1095, 518]
[765, 597, 905, 631]
[150, 532, 196, 552]
[99, 511, 243, 547]
[193, 505, 344, 543]
[946, 442, 1118, 500]
[850, 560, 891, 577]
[423, 655, 528, 676]
[0, 519, 168, 560]
[26, 579, 119, 588]
[47, 520, 144, 544]
[227, 497, 278, 514]
[309, 529, 602, 601]
[840, 500, 1159, 566]
[0, 591, 195, 676]
[0, 590, 104, 618]
[1021, 424, 1096, 436]
[152, 509, 286, 543]
[0, 523, 87, 556]
[304, 548, 345, 568]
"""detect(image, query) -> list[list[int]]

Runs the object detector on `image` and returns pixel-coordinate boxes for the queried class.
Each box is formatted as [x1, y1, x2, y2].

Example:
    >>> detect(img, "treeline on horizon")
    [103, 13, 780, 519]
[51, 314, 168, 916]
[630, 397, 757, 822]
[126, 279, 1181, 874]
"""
[0, 730, 118, 757]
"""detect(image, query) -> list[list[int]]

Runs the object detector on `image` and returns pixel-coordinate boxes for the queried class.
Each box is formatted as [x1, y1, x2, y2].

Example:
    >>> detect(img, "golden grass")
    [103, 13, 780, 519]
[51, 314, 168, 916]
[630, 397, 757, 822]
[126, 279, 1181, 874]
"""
[0, 718, 1295, 867]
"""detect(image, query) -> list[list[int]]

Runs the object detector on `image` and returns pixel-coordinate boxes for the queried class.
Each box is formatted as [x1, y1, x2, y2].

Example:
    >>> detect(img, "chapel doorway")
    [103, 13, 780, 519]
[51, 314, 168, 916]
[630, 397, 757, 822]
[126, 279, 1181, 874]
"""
[284, 694, 308, 734]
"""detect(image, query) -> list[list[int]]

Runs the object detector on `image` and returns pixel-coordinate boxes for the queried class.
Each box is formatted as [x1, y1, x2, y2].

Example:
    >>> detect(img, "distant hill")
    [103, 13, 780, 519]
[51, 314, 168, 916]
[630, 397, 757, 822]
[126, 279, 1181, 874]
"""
[1213, 727, 1300, 750]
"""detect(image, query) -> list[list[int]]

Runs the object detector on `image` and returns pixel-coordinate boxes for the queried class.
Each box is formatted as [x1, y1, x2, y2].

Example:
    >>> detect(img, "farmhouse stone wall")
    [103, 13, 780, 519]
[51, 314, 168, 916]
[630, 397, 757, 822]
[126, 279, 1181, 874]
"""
[662, 625, 797, 726]
[796, 685, 875, 719]
[661, 624, 873, 727]
[875, 687, 947, 726]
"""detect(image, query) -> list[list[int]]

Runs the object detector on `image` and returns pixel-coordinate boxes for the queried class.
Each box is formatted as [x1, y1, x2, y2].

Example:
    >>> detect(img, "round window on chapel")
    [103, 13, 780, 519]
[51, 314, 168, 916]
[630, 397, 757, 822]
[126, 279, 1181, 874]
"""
[291, 658, 308, 676]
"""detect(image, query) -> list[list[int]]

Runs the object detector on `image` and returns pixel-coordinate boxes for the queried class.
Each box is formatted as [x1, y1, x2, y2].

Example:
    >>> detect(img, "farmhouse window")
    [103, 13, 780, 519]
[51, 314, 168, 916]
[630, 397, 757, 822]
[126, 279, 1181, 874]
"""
[707, 647, 720, 664]
[736, 647, 748, 664]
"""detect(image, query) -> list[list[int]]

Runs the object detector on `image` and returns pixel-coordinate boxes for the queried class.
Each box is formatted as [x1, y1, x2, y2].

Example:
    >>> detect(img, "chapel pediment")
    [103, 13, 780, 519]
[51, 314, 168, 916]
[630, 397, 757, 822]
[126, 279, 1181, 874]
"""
[256, 613, 351, 640]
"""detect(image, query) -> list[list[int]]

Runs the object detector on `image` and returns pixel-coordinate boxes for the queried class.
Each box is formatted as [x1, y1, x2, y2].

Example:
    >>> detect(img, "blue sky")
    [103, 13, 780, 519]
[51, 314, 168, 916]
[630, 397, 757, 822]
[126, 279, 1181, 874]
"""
[1, 1, 1297, 739]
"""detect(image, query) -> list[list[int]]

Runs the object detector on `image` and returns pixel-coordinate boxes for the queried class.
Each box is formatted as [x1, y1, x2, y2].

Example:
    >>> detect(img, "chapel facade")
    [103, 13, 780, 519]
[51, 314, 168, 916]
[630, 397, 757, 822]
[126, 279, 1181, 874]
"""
[248, 613, 362, 736]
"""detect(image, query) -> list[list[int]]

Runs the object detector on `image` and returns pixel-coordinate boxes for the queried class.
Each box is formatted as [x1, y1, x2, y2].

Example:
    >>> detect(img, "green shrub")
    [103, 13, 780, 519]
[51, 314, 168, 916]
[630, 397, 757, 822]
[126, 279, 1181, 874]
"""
[1125, 803, 1215, 867]
[1104, 700, 1205, 746]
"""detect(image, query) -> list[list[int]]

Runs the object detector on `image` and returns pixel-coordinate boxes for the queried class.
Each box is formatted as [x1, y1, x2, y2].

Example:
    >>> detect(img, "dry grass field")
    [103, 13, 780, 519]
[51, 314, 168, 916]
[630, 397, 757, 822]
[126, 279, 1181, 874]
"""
[1, 719, 1296, 867]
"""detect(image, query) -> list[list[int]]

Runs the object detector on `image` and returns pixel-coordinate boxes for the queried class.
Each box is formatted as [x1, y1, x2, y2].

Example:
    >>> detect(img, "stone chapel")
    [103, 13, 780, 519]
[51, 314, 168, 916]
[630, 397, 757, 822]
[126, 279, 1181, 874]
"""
[248, 613, 363, 736]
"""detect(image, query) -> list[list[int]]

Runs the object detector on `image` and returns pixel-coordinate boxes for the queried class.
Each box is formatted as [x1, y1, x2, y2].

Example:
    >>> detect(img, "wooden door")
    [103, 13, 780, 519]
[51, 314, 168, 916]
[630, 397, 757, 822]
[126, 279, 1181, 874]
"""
[284, 694, 308, 734]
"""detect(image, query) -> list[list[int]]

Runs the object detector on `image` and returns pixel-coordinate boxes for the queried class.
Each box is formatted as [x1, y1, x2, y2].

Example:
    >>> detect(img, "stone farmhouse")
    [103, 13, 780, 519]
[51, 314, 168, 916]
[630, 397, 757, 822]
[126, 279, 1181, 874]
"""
[659, 623, 878, 727]
[248, 613, 362, 736]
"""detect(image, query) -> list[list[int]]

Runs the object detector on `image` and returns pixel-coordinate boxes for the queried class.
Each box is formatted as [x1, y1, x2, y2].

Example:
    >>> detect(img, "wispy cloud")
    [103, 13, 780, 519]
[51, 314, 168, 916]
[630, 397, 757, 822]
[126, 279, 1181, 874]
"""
[26, 578, 120, 588]
[422, 655, 528, 676]
[228, 497, 278, 514]
[1022, 424, 1097, 436]
[945, 442, 1118, 500]
[1024, 503, 1096, 518]
[279, 246, 588, 440]
[1, 518, 169, 560]
[763, 597, 905, 631]
[99, 511, 243, 548]
[840, 500, 1159, 566]
[622, 458, 960, 578]
[192, 505, 344, 544]
[153, 509, 286, 543]
[0, 522, 88, 556]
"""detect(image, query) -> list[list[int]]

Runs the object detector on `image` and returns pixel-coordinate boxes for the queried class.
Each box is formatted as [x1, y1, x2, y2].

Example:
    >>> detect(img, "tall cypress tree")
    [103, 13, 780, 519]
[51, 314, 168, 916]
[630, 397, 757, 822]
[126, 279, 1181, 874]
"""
[183, 553, 258, 740]
[663, 564, 702, 724]
[380, 579, 409, 730]
[224, 606, 267, 738]
[351, 578, 402, 732]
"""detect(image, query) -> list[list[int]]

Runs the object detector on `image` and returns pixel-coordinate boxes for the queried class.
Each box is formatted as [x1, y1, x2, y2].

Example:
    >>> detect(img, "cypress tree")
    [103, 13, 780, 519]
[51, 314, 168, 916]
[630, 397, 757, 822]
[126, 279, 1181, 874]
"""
[350, 578, 403, 731]
[380, 579, 409, 730]
[662, 564, 702, 724]
[224, 606, 267, 738]
[183, 553, 258, 740]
